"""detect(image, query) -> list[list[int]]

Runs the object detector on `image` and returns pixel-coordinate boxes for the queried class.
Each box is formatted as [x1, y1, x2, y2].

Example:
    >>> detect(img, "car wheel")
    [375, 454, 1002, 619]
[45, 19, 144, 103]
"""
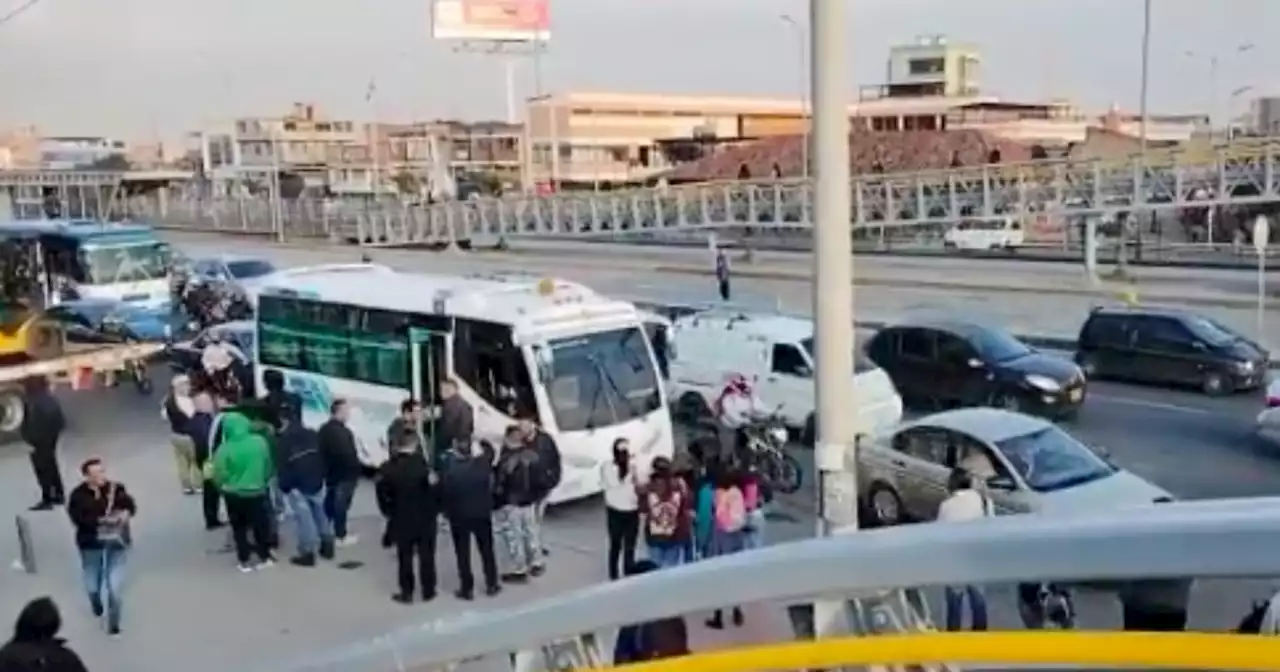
[868, 483, 905, 527]
[1076, 353, 1100, 379]
[1202, 371, 1234, 396]
[993, 391, 1022, 412]
[673, 392, 711, 426]
[0, 390, 23, 434]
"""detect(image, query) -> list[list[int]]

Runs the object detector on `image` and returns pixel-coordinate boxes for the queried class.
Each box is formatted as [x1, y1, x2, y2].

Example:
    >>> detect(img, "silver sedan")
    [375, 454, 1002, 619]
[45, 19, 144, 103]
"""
[858, 408, 1172, 526]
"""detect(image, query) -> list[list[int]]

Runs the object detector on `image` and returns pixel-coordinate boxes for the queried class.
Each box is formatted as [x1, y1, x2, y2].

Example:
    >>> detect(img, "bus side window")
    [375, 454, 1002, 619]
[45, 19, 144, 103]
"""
[453, 319, 529, 415]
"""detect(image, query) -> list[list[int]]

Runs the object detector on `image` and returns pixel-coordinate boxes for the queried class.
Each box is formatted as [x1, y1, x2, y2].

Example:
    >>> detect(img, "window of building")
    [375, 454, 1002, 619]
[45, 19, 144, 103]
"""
[908, 57, 946, 75]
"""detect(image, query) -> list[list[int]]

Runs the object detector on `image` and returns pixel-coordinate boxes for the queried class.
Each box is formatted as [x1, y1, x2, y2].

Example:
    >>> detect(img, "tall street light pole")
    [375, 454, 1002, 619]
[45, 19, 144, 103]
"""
[1123, 0, 1153, 279]
[780, 13, 810, 179]
[809, 0, 858, 639]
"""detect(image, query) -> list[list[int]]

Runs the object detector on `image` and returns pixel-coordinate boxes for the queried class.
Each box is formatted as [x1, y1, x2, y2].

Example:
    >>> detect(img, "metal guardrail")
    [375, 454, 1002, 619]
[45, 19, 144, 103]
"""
[131, 140, 1280, 249]
[266, 497, 1280, 671]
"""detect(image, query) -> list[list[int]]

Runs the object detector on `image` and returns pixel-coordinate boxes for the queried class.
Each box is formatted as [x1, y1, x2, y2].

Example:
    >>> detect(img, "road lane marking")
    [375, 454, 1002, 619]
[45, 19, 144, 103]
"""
[1088, 393, 1213, 415]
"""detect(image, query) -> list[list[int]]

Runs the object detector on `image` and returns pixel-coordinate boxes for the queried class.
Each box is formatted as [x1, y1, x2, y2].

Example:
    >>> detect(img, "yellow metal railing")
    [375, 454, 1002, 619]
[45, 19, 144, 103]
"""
[602, 632, 1280, 672]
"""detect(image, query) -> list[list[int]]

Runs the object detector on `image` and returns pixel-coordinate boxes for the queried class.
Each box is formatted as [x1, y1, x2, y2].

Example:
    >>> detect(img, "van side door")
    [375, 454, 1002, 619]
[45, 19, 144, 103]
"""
[1131, 315, 1202, 385]
[763, 341, 812, 426]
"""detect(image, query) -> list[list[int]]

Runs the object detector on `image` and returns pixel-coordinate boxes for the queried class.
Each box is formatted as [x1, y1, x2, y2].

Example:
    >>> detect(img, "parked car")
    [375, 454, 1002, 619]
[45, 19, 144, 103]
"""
[1075, 306, 1269, 395]
[858, 408, 1172, 527]
[44, 298, 175, 344]
[191, 254, 278, 302]
[865, 319, 1085, 419]
[167, 320, 256, 394]
[1257, 379, 1280, 448]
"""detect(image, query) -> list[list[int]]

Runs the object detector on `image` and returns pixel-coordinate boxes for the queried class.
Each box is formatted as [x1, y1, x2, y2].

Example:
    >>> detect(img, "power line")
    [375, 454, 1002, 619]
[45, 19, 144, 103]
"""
[0, 0, 46, 29]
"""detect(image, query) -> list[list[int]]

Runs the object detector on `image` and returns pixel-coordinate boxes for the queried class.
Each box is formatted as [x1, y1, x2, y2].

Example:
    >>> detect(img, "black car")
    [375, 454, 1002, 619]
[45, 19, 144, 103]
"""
[167, 320, 256, 392]
[1075, 306, 1268, 395]
[866, 319, 1086, 418]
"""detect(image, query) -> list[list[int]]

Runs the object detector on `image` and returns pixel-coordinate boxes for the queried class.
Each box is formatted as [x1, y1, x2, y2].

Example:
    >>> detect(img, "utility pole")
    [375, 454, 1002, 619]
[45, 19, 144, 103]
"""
[809, 0, 858, 639]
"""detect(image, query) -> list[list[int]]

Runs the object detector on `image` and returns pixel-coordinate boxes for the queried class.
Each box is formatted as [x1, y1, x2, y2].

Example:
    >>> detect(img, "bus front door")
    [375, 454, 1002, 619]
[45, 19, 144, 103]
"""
[409, 327, 448, 460]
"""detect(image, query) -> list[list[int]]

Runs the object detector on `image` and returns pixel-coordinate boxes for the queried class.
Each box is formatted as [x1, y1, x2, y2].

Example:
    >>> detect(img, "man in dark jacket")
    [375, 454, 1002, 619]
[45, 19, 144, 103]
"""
[318, 398, 362, 546]
[0, 597, 88, 671]
[494, 426, 543, 582]
[376, 429, 439, 604]
[438, 379, 474, 455]
[518, 413, 561, 562]
[20, 375, 66, 510]
[277, 401, 333, 566]
[260, 368, 301, 432]
[188, 391, 223, 530]
[438, 439, 500, 600]
[66, 458, 136, 637]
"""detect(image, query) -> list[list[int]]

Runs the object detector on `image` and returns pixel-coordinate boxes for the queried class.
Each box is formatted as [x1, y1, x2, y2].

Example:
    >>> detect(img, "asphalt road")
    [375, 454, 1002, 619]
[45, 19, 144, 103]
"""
[0, 232, 1274, 671]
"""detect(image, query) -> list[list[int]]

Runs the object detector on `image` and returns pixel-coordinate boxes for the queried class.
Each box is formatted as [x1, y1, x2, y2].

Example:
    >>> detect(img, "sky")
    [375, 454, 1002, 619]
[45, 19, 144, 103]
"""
[0, 0, 1276, 140]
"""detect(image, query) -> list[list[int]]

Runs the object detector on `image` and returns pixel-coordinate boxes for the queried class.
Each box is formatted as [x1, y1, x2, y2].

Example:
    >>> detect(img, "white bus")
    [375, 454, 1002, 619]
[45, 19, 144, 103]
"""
[254, 266, 674, 504]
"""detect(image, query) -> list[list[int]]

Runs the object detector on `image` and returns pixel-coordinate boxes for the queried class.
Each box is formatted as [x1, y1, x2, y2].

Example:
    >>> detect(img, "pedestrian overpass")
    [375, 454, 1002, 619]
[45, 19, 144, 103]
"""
[342, 138, 1280, 247]
[263, 497, 1280, 671]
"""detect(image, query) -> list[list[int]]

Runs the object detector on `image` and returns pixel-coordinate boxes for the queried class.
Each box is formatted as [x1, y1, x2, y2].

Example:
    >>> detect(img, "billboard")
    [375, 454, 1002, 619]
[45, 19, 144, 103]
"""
[431, 0, 550, 43]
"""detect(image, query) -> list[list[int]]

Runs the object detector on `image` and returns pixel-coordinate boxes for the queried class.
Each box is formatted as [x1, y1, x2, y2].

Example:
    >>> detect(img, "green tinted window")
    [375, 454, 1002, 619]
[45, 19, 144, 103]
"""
[257, 295, 409, 387]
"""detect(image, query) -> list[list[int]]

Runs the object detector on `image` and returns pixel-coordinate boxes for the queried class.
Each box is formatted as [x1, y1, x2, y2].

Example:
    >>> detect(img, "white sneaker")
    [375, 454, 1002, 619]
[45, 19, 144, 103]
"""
[335, 535, 358, 548]
[256, 558, 276, 570]
[237, 564, 254, 574]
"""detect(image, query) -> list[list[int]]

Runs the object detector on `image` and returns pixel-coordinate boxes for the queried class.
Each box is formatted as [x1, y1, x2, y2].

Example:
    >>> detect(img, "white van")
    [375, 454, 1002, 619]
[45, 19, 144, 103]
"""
[943, 218, 1024, 251]
[663, 308, 904, 445]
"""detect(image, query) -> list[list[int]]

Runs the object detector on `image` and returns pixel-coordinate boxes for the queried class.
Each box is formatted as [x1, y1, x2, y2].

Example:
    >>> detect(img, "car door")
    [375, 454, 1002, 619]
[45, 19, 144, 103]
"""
[763, 341, 812, 426]
[886, 426, 952, 520]
[894, 327, 938, 407]
[1131, 316, 1201, 385]
[934, 331, 983, 405]
[1080, 313, 1131, 378]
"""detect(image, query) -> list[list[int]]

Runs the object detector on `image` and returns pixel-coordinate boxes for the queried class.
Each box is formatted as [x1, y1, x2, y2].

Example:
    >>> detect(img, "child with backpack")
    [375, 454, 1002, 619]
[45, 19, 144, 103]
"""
[640, 457, 692, 569]
[705, 462, 748, 629]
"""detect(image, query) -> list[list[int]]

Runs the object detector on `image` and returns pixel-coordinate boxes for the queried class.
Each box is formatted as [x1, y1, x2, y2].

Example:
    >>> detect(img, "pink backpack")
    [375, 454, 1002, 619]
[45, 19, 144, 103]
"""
[714, 487, 747, 533]
[742, 480, 760, 511]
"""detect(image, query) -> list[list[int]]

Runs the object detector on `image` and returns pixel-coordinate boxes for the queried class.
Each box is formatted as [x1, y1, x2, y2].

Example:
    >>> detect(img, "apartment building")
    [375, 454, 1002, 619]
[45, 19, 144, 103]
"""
[233, 102, 361, 186]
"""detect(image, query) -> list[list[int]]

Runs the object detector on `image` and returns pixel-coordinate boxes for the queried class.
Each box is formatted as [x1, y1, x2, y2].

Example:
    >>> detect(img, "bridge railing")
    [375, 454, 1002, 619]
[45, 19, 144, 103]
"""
[259, 497, 1280, 672]
[128, 139, 1280, 252]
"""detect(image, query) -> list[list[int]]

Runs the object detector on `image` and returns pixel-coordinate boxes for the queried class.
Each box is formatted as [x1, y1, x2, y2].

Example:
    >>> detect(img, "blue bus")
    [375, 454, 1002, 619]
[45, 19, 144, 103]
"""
[0, 219, 172, 310]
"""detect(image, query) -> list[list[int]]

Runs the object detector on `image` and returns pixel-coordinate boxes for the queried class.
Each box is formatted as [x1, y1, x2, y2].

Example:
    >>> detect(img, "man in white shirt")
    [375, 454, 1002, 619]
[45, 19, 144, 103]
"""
[937, 468, 991, 631]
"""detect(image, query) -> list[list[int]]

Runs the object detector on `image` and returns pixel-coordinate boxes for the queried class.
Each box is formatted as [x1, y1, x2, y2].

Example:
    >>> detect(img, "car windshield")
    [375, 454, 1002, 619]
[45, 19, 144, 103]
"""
[971, 328, 1033, 362]
[1184, 316, 1239, 347]
[80, 242, 171, 284]
[544, 326, 662, 432]
[226, 259, 276, 279]
[801, 336, 877, 374]
[993, 425, 1115, 492]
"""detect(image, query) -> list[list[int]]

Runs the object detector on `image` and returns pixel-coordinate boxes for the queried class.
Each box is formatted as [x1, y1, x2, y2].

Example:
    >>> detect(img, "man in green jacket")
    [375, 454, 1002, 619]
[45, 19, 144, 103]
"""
[213, 413, 276, 572]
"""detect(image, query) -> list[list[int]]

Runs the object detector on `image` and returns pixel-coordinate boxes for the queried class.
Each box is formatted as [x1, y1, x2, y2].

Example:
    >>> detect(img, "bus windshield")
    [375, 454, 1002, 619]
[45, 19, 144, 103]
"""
[544, 326, 662, 432]
[79, 242, 171, 284]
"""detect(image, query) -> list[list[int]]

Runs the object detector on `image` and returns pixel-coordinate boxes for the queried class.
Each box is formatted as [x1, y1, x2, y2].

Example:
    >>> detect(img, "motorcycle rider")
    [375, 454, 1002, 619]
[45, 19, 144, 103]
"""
[713, 374, 766, 465]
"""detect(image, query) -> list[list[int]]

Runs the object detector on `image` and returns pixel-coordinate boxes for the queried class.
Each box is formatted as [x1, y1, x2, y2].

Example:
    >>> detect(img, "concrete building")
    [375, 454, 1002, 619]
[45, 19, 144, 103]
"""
[232, 102, 361, 186]
[947, 102, 1207, 145]
[883, 35, 981, 98]
[38, 136, 127, 169]
[1248, 96, 1280, 135]
[524, 91, 995, 186]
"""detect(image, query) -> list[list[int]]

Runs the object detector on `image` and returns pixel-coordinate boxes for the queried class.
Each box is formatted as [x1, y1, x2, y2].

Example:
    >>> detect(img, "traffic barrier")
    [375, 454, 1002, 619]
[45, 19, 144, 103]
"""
[269, 499, 1280, 671]
[14, 514, 35, 574]
[600, 632, 1280, 672]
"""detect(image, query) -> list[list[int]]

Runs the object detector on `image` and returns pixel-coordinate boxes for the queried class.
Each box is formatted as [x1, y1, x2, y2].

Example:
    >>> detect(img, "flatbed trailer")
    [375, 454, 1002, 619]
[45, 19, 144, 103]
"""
[0, 341, 165, 433]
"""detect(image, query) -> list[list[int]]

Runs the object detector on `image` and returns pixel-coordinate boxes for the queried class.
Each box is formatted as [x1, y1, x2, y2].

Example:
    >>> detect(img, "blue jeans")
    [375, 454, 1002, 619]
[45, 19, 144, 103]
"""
[80, 547, 127, 630]
[269, 478, 290, 518]
[287, 488, 332, 555]
[647, 543, 684, 569]
[323, 480, 358, 539]
[744, 508, 766, 550]
[944, 585, 988, 631]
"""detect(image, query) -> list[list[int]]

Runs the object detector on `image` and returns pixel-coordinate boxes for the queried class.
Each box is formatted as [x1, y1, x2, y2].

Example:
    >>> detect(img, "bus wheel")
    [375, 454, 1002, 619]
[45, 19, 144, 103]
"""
[0, 390, 23, 434]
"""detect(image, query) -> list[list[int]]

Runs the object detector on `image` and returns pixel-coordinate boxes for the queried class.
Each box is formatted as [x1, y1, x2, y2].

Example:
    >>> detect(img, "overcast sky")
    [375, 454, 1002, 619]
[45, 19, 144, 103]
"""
[1, 0, 1275, 140]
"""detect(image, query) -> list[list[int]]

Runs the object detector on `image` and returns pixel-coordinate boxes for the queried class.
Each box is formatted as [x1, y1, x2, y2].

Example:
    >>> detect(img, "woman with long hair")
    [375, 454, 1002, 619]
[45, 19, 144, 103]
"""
[601, 438, 639, 580]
